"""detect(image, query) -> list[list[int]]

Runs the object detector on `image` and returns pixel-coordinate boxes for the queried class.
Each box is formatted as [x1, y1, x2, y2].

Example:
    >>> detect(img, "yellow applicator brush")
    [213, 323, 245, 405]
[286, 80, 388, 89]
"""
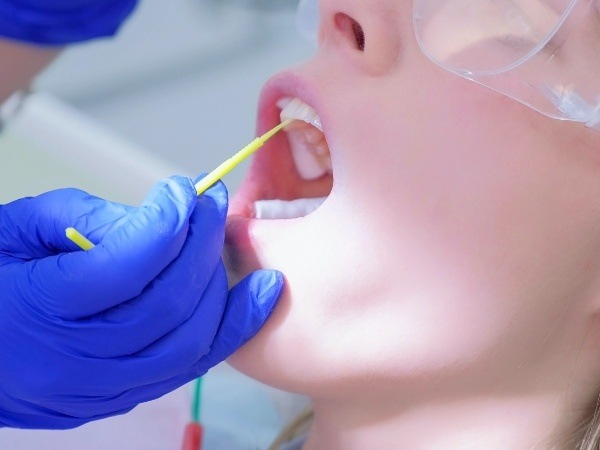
[66, 119, 292, 250]
[193, 119, 291, 195]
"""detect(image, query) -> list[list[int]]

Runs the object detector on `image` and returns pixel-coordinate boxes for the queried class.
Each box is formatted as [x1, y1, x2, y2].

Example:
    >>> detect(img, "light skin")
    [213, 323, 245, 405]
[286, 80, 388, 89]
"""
[224, 0, 600, 448]
[0, 39, 60, 103]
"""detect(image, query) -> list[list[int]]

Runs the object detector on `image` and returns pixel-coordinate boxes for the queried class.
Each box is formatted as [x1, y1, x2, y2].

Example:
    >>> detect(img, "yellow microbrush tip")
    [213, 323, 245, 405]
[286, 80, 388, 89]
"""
[65, 227, 95, 250]
[194, 119, 292, 196]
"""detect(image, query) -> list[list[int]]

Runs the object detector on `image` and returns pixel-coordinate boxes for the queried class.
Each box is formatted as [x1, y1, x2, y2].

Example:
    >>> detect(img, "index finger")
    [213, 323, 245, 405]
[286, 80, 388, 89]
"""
[23, 177, 223, 319]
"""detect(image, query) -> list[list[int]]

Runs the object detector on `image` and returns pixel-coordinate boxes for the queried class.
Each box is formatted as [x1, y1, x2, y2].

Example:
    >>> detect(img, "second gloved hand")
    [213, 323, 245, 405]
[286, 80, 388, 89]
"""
[0, 0, 138, 44]
[0, 177, 284, 429]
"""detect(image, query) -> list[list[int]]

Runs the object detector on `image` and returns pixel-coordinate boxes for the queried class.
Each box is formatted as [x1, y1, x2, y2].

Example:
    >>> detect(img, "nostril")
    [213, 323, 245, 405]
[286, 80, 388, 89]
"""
[334, 13, 365, 51]
[351, 18, 365, 51]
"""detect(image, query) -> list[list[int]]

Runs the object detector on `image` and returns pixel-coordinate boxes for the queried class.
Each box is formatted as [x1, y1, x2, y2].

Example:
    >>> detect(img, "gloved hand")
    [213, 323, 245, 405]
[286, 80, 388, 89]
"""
[0, 176, 284, 429]
[0, 0, 138, 45]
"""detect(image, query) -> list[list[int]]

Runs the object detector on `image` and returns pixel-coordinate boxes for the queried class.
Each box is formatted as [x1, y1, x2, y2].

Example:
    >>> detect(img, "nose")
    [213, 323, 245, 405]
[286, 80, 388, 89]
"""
[318, 0, 403, 75]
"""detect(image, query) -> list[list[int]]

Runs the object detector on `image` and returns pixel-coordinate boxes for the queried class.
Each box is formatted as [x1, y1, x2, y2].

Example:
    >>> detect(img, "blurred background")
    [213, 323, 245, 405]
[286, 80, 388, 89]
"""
[2, 0, 314, 204]
[0, 1, 314, 448]
[36, 0, 314, 178]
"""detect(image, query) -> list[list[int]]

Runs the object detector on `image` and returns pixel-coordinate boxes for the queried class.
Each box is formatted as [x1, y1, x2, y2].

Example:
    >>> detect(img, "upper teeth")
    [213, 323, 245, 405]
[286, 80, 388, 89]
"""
[278, 97, 332, 180]
[278, 97, 322, 131]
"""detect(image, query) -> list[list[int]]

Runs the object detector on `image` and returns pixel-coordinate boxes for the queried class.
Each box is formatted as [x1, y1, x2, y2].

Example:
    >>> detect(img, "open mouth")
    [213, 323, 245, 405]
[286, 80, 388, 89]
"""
[229, 94, 334, 221]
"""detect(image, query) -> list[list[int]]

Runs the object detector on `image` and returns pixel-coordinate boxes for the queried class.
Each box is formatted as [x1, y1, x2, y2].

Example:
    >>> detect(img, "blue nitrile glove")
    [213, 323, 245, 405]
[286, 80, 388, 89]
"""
[0, 176, 284, 429]
[0, 0, 138, 45]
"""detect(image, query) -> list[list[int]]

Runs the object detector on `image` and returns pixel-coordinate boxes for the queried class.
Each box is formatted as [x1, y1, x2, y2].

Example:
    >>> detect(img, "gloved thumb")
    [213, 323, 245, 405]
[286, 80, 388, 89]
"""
[194, 270, 284, 373]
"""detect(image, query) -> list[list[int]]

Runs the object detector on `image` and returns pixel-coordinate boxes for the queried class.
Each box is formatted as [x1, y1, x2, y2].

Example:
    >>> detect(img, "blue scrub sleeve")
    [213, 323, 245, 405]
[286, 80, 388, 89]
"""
[0, 0, 139, 45]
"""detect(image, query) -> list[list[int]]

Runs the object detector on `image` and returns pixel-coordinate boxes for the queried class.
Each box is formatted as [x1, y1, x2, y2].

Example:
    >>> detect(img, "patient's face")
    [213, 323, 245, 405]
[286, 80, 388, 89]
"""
[225, 0, 600, 400]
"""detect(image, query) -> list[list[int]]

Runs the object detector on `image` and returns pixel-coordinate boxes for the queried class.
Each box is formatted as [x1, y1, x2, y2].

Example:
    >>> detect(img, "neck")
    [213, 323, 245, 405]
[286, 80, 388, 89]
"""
[298, 313, 600, 449]
[302, 390, 588, 450]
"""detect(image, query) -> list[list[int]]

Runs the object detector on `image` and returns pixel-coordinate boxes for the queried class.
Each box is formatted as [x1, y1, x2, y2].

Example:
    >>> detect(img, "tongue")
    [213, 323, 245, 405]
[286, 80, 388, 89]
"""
[254, 197, 327, 220]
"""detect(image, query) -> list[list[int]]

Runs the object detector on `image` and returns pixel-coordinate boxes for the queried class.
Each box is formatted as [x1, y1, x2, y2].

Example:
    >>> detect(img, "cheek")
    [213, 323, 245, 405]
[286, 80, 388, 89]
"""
[333, 92, 599, 373]
[229, 161, 592, 399]
[228, 197, 540, 395]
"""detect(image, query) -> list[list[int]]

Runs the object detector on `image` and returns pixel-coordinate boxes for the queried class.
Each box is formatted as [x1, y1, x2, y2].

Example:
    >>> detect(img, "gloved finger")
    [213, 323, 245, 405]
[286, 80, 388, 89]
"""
[43, 263, 229, 404]
[13, 271, 282, 420]
[193, 269, 284, 373]
[0, 188, 131, 258]
[113, 263, 284, 383]
[67, 183, 229, 357]
[49, 271, 282, 418]
[20, 176, 217, 319]
[107, 270, 284, 405]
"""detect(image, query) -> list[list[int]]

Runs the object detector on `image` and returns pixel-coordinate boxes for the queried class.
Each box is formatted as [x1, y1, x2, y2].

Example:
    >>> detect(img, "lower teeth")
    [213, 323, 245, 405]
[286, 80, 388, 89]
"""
[254, 197, 327, 220]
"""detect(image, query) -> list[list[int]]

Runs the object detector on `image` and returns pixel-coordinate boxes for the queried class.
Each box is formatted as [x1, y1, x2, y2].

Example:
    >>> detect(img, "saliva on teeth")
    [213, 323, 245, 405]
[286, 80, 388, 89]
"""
[252, 98, 332, 220]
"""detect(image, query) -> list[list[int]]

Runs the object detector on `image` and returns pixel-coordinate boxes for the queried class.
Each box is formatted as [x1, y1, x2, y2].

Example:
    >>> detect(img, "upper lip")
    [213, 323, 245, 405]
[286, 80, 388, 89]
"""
[256, 71, 324, 136]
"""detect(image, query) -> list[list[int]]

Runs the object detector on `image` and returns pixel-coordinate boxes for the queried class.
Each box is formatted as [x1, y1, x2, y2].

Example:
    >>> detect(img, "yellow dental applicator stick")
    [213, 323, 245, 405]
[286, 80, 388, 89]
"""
[194, 119, 291, 195]
[65, 227, 96, 250]
[65, 120, 292, 251]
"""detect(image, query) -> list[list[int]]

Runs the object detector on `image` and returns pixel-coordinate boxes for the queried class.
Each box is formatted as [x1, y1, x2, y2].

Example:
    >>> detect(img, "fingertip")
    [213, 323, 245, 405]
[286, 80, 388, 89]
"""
[231, 269, 285, 344]
[144, 176, 195, 206]
[141, 176, 197, 230]
[251, 270, 285, 319]
[198, 179, 228, 214]
[203, 178, 228, 199]
[172, 175, 197, 198]
[167, 175, 197, 210]
[182, 269, 284, 373]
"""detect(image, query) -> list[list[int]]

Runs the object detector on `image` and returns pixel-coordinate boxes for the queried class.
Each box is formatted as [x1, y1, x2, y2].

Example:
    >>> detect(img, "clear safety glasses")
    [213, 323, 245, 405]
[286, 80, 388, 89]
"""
[296, 0, 600, 131]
